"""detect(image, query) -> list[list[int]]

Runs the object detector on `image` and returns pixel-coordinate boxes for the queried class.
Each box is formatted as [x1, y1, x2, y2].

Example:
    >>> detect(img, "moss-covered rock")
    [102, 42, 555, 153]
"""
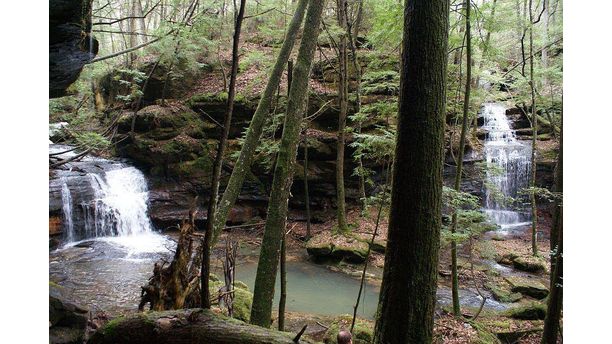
[306, 241, 334, 258]
[232, 286, 253, 322]
[505, 302, 546, 320]
[504, 276, 549, 300]
[331, 241, 369, 264]
[484, 281, 523, 303]
[306, 233, 370, 263]
[512, 256, 548, 273]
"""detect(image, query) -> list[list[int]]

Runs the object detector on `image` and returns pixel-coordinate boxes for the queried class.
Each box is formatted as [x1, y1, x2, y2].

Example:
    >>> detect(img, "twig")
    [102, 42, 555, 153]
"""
[93, 1, 161, 25]
[244, 7, 275, 19]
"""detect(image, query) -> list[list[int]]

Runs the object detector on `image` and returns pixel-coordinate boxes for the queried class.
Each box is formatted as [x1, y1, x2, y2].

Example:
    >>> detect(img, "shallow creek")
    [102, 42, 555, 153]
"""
[49, 233, 508, 319]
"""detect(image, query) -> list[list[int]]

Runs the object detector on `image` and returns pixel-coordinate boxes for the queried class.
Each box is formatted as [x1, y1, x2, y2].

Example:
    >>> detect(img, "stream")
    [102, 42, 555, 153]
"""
[50, 234, 508, 319]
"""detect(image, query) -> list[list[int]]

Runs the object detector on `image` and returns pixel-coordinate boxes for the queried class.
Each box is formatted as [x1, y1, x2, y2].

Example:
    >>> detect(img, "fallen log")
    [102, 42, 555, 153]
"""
[87, 309, 315, 344]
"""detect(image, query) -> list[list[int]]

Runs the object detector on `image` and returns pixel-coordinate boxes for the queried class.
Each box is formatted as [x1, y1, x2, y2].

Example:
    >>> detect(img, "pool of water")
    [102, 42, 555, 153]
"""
[49, 234, 508, 319]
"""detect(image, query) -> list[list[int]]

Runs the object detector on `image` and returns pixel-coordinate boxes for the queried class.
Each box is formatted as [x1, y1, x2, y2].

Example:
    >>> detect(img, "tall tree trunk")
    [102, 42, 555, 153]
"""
[250, 0, 325, 328]
[372, 0, 449, 342]
[135, 0, 148, 43]
[528, 0, 539, 256]
[129, 0, 139, 64]
[304, 140, 312, 240]
[335, 0, 349, 232]
[211, 0, 310, 246]
[278, 233, 287, 331]
[541, 116, 562, 344]
[541, 0, 549, 90]
[201, 0, 246, 309]
[451, 0, 471, 318]
[278, 59, 294, 331]
[550, 110, 562, 265]
[473, 0, 497, 132]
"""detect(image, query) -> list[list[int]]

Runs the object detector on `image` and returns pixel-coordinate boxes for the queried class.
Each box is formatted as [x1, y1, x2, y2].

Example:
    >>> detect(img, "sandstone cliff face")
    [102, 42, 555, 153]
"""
[50, 0, 98, 98]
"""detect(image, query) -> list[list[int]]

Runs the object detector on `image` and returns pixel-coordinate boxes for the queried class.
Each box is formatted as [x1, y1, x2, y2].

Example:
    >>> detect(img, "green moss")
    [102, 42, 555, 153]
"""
[102, 316, 126, 336]
[504, 276, 549, 299]
[485, 281, 523, 303]
[232, 286, 253, 322]
[188, 92, 249, 106]
[512, 256, 547, 273]
[470, 321, 502, 344]
[505, 302, 546, 320]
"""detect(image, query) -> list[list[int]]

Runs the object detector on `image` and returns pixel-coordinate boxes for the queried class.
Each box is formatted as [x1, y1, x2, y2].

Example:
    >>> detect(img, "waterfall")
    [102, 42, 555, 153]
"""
[481, 103, 532, 232]
[58, 165, 154, 243]
[83, 167, 153, 238]
[60, 178, 75, 242]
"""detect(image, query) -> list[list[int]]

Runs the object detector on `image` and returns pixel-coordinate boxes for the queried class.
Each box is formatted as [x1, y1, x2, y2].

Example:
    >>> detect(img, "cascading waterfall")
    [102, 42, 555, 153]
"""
[61, 166, 153, 242]
[60, 178, 74, 242]
[481, 103, 532, 232]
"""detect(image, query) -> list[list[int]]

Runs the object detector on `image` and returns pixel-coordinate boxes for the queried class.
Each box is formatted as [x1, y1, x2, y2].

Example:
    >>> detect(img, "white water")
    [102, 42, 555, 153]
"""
[58, 160, 166, 253]
[60, 178, 74, 242]
[481, 103, 532, 232]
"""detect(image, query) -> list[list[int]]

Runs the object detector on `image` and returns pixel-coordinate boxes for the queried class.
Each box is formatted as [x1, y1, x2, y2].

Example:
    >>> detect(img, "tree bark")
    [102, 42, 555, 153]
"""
[201, 0, 246, 309]
[450, 0, 471, 317]
[541, 108, 562, 344]
[528, 0, 539, 256]
[541, 220, 562, 344]
[335, 0, 349, 232]
[211, 0, 310, 247]
[373, 0, 449, 342]
[87, 309, 315, 344]
[250, 0, 325, 328]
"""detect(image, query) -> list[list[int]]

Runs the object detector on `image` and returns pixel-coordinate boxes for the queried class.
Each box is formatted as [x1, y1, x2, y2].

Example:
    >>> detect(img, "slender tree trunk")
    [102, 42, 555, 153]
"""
[278, 232, 287, 331]
[201, 0, 246, 309]
[250, 0, 325, 327]
[211, 0, 309, 246]
[473, 0, 497, 131]
[451, 0, 472, 318]
[541, 0, 549, 90]
[335, 0, 349, 232]
[304, 140, 312, 240]
[528, 0, 539, 256]
[541, 117, 562, 344]
[129, 0, 139, 64]
[550, 109, 562, 264]
[135, 0, 148, 43]
[373, 0, 449, 342]
[278, 59, 294, 331]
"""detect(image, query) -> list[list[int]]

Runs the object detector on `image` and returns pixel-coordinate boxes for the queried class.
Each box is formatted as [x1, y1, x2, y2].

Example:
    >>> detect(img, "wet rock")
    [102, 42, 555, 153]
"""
[50, 282, 89, 344]
[504, 276, 549, 299]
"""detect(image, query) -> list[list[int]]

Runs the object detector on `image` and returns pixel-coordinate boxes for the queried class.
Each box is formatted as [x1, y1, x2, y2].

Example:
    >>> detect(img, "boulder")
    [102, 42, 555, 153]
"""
[504, 276, 549, 300]
[484, 281, 522, 303]
[50, 282, 89, 344]
[512, 256, 548, 273]
[505, 302, 547, 320]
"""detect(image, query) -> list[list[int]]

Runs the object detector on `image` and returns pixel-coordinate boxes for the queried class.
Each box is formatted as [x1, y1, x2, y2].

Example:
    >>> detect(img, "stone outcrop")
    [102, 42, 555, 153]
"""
[50, 282, 89, 344]
[50, 0, 98, 97]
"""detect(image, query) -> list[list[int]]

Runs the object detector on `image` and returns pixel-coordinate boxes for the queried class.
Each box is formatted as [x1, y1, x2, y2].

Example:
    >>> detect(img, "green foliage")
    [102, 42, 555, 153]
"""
[74, 132, 111, 151]
[366, 0, 403, 51]
[360, 70, 400, 95]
